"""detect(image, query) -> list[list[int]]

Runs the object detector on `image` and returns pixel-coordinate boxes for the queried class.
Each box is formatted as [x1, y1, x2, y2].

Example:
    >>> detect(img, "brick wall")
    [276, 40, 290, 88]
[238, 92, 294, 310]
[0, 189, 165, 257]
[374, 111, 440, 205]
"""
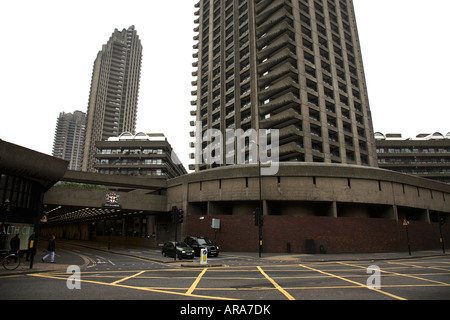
[187, 215, 449, 254]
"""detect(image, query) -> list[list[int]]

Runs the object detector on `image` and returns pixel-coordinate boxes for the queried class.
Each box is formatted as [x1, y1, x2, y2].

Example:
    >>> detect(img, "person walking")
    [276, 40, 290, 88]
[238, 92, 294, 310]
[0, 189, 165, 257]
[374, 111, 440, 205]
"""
[10, 233, 20, 254]
[42, 235, 56, 263]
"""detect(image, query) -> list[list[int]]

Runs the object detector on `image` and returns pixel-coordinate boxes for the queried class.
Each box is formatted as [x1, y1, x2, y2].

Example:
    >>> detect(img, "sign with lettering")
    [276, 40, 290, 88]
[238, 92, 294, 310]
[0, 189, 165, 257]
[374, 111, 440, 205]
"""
[0, 223, 34, 251]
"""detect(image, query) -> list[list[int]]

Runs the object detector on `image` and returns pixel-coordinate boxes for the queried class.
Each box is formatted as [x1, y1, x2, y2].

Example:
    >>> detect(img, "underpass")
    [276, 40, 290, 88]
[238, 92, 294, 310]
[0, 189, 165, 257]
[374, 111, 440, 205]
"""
[41, 170, 175, 246]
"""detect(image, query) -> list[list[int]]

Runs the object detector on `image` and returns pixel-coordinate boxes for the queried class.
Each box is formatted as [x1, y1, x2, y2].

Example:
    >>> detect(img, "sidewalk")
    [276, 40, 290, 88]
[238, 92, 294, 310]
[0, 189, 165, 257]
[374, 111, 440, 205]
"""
[0, 260, 73, 275]
[228, 250, 449, 262]
[1, 239, 447, 276]
[88, 241, 447, 264]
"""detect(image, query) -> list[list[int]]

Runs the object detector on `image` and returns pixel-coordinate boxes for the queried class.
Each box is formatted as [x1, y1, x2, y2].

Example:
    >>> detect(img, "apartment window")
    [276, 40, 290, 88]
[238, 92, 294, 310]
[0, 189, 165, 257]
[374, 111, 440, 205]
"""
[238, 3, 247, 16]
[308, 93, 319, 106]
[226, 25, 233, 37]
[312, 141, 323, 153]
[329, 130, 339, 142]
[239, 24, 248, 37]
[327, 115, 337, 127]
[302, 26, 312, 39]
[304, 51, 315, 64]
[311, 124, 322, 137]
[305, 64, 316, 78]
[309, 108, 321, 122]
[226, 92, 235, 104]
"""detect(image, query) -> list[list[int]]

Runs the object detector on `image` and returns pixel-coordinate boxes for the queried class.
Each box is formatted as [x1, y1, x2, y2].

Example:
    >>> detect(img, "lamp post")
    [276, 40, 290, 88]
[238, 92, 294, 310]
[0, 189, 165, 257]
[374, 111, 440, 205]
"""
[258, 156, 263, 258]
[251, 137, 263, 258]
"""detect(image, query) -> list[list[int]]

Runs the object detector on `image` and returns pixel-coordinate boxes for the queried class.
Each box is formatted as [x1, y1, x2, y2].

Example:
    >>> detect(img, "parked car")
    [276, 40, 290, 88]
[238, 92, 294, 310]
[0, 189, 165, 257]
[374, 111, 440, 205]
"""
[161, 241, 195, 260]
[184, 236, 220, 257]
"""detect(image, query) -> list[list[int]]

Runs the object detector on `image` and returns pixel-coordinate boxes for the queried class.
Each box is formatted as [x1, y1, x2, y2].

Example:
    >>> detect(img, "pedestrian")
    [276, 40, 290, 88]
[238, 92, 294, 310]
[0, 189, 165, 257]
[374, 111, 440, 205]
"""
[10, 233, 20, 254]
[42, 234, 56, 263]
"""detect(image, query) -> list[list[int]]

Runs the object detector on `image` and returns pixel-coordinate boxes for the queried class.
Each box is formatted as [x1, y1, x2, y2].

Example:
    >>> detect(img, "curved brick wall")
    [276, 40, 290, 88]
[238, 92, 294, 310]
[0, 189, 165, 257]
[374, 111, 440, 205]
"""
[188, 215, 449, 253]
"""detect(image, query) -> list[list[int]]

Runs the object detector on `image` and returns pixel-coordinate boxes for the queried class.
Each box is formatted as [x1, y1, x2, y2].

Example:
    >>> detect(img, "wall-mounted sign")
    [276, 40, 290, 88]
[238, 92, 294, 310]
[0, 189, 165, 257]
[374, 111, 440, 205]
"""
[102, 192, 122, 209]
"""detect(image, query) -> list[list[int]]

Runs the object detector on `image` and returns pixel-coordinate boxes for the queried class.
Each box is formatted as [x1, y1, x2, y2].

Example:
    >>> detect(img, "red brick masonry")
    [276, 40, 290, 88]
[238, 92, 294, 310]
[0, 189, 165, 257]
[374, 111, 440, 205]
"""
[188, 215, 449, 254]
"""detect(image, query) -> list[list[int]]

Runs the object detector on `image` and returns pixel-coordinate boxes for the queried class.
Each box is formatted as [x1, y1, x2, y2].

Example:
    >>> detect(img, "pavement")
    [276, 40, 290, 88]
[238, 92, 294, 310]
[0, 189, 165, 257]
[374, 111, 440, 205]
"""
[1, 239, 448, 276]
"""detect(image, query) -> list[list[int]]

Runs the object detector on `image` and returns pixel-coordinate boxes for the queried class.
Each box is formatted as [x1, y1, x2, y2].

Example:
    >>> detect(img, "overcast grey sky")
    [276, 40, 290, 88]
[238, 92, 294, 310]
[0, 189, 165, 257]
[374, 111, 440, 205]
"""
[1, 0, 449, 170]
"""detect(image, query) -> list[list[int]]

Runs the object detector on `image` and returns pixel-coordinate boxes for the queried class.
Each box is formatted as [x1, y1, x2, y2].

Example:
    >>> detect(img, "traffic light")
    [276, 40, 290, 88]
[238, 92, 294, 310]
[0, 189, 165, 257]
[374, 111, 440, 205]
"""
[171, 207, 185, 224]
[178, 209, 184, 224]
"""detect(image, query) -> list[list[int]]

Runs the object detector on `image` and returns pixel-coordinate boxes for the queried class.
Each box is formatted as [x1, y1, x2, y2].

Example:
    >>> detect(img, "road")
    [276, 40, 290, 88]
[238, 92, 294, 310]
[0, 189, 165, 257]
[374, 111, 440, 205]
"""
[1, 241, 449, 306]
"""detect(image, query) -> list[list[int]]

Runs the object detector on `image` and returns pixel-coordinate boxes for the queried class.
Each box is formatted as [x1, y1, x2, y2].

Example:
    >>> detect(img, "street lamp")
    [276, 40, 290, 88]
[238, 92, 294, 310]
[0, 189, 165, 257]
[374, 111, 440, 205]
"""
[258, 155, 263, 258]
[250, 138, 263, 258]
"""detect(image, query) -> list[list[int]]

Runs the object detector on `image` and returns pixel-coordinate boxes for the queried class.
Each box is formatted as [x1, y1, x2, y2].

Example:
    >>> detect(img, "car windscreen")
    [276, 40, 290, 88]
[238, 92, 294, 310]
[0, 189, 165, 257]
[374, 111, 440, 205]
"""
[176, 242, 189, 247]
[197, 238, 211, 245]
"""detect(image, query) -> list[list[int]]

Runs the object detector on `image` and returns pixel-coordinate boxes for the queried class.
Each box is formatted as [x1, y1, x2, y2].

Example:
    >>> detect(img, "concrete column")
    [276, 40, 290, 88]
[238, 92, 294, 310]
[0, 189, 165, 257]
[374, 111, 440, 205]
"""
[263, 200, 270, 215]
[425, 209, 431, 224]
[331, 201, 338, 218]
[392, 205, 399, 221]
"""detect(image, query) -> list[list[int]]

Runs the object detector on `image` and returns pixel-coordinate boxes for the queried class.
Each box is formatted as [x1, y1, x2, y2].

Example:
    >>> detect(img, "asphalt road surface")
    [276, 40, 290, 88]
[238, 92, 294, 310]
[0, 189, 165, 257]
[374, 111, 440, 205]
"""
[1, 241, 449, 306]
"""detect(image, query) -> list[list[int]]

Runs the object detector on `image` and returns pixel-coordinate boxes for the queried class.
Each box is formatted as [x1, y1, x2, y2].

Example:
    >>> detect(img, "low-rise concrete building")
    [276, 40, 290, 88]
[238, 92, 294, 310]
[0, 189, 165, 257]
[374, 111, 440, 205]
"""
[94, 132, 187, 179]
[167, 163, 450, 253]
[376, 132, 450, 184]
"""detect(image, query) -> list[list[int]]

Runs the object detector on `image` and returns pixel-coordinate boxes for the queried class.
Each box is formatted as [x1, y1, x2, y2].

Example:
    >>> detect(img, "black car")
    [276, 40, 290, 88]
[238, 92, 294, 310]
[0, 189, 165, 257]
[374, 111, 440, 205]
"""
[161, 241, 195, 260]
[184, 236, 220, 257]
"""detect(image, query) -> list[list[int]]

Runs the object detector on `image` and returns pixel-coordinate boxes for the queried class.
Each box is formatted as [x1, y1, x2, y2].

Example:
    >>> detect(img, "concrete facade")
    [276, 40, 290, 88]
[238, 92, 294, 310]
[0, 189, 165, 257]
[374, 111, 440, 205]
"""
[94, 132, 187, 179]
[52, 111, 86, 171]
[39, 161, 450, 254]
[376, 132, 450, 184]
[168, 163, 450, 253]
[82, 26, 143, 173]
[190, 0, 378, 171]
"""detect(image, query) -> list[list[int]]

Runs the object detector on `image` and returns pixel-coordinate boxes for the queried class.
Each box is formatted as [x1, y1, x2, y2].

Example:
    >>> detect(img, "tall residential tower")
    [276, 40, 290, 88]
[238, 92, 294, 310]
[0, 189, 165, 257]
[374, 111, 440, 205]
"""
[190, 0, 377, 171]
[82, 26, 143, 172]
[52, 110, 86, 171]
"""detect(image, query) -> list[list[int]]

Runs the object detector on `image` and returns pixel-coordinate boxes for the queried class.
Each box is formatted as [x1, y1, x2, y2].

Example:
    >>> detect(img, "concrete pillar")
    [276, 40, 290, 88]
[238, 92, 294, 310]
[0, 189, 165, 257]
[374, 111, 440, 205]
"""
[392, 205, 399, 221]
[331, 201, 338, 218]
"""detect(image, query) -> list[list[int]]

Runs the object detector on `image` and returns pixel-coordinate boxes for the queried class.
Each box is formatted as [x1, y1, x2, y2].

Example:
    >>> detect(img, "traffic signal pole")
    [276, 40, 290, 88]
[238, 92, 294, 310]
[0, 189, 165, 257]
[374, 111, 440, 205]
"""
[172, 206, 178, 261]
[174, 221, 178, 261]
[171, 206, 185, 261]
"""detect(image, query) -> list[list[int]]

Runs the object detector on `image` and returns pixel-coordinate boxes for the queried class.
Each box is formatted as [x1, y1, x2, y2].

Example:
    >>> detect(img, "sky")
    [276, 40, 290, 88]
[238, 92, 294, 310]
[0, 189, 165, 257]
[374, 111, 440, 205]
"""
[0, 0, 449, 171]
